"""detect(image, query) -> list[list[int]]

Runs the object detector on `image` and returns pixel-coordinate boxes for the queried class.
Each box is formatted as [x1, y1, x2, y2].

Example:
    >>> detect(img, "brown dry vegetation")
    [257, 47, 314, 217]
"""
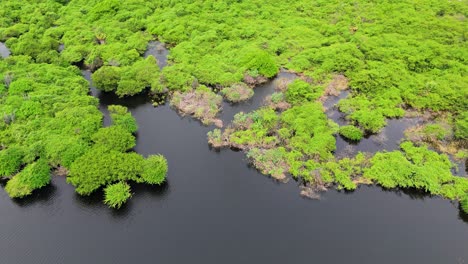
[319, 74, 349, 102]
[221, 83, 254, 103]
[170, 86, 223, 126]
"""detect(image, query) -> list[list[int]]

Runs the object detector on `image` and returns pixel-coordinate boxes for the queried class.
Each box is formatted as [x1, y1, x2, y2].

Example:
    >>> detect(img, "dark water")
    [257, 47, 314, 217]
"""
[144, 41, 169, 69]
[0, 42, 10, 58]
[1, 44, 468, 264]
[324, 92, 467, 176]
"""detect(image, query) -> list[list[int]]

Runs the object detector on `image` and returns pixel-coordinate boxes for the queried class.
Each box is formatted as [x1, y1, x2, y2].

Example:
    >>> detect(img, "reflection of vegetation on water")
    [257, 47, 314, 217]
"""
[0, 0, 466, 212]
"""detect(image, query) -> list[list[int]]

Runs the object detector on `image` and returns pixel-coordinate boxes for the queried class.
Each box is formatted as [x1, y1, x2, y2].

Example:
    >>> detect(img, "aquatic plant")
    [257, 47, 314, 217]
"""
[170, 85, 222, 126]
[5, 159, 50, 198]
[221, 83, 254, 103]
[141, 155, 168, 185]
[339, 125, 364, 141]
[104, 182, 132, 209]
[0, 146, 24, 177]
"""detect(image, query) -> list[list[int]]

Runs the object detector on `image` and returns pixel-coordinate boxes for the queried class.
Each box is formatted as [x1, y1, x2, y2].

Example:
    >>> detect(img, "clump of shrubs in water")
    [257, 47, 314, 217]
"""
[104, 182, 132, 209]
[339, 125, 364, 141]
[221, 83, 254, 103]
[246, 147, 289, 181]
[265, 92, 290, 111]
[461, 196, 468, 214]
[67, 106, 168, 207]
[141, 155, 168, 185]
[170, 85, 223, 126]
[5, 159, 50, 198]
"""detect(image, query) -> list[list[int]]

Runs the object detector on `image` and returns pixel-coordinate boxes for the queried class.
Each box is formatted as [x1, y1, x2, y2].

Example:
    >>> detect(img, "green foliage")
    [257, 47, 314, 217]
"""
[454, 112, 468, 140]
[320, 153, 367, 190]
[104, 182, 132, 209]
[92, 66, 121, 92]
[92, 57, 160, 96]
[247, 147, 288, 179]
[461, 195, 468, 214]
[0, 146, 24, 177]
[5, 159, 50, 198]
[422, 123, 452, 141]
[141, 155, 168, 185]
[339, 125, 364, 141]
[108, 105, 138, 133]
[239, 48, 278, 78]
[67, 147, 145, 195]
[285, 79, 322, 105]
[92, 126, 135, 152]
[364, 142, 465, 197]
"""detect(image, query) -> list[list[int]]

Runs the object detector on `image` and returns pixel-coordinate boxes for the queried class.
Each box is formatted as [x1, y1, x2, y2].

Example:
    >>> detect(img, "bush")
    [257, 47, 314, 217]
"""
[240, 48, 278, 78]
[91, 126, 135, 152]
[454, 113, 468, 140]
[4, 159, 51, 198]
[141, 155, 168, 185]
[0, 146, 24, 177]
[221, 83, 254, 103]
[285, 79, 321, 105]
[104, 182, 132, 209]
[92, 66, 121, 92]
[461, 195, 468, 214]
[108, 105, 138, 133]
[67, 147, 145, 195]
[339, 125, 364, 141]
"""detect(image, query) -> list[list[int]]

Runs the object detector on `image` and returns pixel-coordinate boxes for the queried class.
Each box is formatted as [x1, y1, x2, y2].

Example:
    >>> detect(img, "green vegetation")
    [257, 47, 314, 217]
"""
[221, 83, 254, 103]
[141, 155, 168, 185]
[5, 159, 50, 198]
[67, 106, 168, 196]
[104, 182, 132, 209]
[339, 125, 364, 141]
[364, 142, 468, 202]
[0, 0, 466, 214]
[285, 79, 323, 105]
[170, 85, 222, 126]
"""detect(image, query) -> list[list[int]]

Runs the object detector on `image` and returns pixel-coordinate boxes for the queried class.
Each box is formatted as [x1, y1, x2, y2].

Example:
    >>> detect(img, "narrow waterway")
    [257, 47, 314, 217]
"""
[0, 42, 10, 58]
[0, 42, 468, 264]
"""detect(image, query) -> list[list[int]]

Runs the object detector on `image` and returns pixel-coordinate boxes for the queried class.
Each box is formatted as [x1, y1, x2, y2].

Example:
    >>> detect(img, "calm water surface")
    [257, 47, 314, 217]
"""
[0, 42, 10, 58]
[0, 42, 467, 264]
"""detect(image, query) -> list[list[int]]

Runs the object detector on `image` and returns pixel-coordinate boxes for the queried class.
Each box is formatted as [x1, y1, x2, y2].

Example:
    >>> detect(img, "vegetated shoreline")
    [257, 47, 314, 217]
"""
[0, 0, 467, 214]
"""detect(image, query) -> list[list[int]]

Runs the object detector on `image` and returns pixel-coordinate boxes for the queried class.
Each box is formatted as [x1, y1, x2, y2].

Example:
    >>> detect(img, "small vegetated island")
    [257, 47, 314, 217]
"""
[0, 0, 467, 212]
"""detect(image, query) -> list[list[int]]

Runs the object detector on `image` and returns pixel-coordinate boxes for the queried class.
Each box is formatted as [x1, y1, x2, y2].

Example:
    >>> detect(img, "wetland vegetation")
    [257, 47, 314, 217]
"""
[0, 0, 467, 214]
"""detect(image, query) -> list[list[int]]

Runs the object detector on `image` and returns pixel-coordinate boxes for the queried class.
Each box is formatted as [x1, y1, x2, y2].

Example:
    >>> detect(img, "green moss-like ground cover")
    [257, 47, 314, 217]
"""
[0, 0, 466, 211]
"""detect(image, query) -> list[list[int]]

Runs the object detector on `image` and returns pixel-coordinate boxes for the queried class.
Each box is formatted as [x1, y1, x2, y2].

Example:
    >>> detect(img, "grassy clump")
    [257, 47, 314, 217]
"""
[141, 155, 168, 185]
[104, 182, 132, 209]
[285, 79, 323, 105]
[91, 126, 135, 152]
[0, 146, 24, 177]
[221, 83, 254, 103]
[108, 105, 138, 134]
[339, 125, 364, 141]
[247, 147, 289, 181]
[5, 159, 50, 198]
[461, 195, 468, 214]
[364, 142, 467, 198]
[170, 85, 222, 126]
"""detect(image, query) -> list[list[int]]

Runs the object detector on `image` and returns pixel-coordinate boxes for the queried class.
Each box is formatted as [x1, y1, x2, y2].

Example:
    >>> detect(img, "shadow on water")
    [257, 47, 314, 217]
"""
[0, 42, 10, 58]
[11, 184, 57, 208]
